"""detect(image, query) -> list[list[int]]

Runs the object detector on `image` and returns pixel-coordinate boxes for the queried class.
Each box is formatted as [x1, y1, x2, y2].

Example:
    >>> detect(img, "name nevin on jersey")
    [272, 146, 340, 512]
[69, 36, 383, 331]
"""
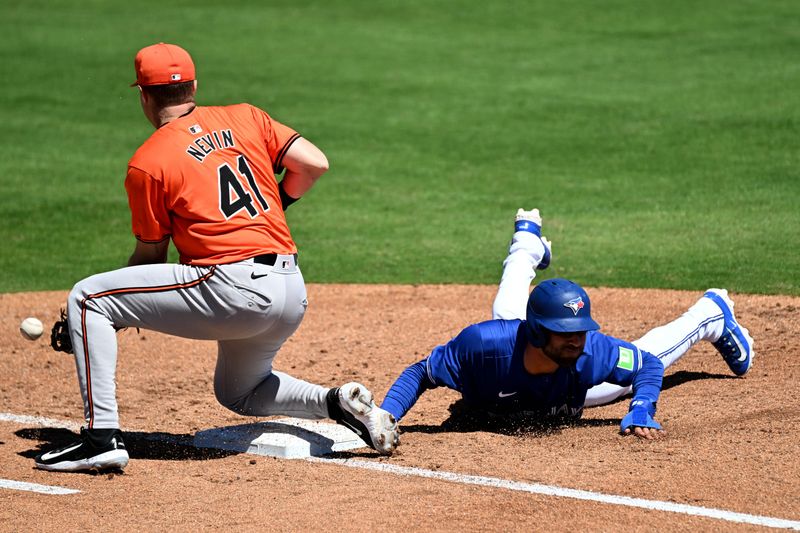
[186, 128, 235, 162]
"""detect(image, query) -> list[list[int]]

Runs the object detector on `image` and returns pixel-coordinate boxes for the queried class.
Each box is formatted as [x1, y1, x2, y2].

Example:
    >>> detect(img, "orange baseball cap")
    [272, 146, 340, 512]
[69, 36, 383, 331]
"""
[132, 43, 196, 87]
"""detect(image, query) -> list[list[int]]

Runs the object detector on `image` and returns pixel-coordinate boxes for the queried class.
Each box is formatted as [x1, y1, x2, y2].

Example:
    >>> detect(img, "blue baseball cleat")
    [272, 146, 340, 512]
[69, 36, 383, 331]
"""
[703, 289, 754, 376]
[514, 208, 551, 270]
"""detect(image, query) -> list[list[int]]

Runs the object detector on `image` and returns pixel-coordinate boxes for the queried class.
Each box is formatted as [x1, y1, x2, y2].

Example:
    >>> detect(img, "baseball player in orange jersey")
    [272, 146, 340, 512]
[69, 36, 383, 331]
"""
[36, 43, 399, 472]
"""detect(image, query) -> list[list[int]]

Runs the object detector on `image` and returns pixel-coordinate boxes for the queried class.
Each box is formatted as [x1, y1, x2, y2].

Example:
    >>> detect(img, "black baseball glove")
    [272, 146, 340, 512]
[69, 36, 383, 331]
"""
[50, 309, 73, 354]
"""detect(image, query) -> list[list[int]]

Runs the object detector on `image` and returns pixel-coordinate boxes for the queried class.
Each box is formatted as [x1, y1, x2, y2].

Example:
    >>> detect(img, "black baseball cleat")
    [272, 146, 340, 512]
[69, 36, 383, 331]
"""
[327, 382, 399, 455]
[35, 427, 129, 472]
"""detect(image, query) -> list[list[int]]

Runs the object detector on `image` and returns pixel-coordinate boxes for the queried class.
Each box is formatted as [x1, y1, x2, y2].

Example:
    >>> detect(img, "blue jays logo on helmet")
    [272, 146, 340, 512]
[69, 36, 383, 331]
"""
[564, 297, 585, 316]
[525, 279, 601, 347]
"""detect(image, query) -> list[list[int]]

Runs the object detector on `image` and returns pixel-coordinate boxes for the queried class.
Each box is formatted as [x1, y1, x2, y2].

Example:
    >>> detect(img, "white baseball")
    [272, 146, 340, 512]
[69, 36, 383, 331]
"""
[20, 317, 44, 341]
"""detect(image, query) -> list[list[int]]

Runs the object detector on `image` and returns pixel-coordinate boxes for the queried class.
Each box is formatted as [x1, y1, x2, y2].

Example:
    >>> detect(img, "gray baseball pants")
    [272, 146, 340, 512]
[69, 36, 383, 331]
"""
[66, 254, 330, 429]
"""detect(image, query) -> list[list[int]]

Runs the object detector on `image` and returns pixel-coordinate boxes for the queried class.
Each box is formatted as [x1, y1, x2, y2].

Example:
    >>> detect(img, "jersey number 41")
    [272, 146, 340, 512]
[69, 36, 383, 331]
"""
[217, 155, 270, 219]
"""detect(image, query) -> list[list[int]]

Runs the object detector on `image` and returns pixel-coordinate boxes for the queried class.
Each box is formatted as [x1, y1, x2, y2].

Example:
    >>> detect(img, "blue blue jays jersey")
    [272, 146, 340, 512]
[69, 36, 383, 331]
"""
[381, 319, 662, 422]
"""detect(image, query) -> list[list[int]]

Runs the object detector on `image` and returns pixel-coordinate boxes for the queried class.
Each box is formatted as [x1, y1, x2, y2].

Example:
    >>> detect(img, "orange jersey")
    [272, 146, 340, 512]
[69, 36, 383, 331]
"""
[125, 104, 301, 265]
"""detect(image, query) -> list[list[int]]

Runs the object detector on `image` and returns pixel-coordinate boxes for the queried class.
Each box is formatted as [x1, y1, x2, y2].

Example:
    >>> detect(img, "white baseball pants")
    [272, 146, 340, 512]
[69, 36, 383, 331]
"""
[491, 231, 726, 407]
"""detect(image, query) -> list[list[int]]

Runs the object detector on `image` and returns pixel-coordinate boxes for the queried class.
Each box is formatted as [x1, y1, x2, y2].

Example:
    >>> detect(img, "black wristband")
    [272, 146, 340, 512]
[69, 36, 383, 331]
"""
[278, 180, 300, 210]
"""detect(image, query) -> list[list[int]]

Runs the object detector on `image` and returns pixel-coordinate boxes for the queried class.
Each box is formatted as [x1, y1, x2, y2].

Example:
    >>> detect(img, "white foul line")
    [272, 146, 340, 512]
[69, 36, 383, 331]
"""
[0, 413, 82, 431]
[307, 459, 799, 529]
[0, 413, 83, 495]
[2, 411, 799, 529]
[0, 479, 79, 495]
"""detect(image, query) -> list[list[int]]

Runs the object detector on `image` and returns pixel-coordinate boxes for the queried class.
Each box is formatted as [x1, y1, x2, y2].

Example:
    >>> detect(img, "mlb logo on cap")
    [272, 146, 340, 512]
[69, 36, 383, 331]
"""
[132, 43, 196, 87]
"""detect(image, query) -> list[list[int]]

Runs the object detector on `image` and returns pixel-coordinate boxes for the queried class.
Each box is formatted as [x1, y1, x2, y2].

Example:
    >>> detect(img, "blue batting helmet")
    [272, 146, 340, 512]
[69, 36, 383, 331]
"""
[525, 278, 601, 347]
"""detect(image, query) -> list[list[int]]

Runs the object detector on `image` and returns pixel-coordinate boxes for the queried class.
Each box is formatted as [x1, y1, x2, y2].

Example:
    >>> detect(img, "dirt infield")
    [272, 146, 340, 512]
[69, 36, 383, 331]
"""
[1, 285, 799, 531]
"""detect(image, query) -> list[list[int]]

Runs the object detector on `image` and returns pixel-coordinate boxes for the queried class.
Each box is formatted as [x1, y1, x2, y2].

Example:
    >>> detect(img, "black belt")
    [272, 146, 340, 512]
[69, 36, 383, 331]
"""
[253, 253, 298, 266]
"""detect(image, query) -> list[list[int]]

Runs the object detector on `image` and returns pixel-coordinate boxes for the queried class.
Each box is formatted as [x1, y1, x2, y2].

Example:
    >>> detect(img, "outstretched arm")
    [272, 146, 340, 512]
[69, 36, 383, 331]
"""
[380, 359, 436, 421]
[620, 352, 665, 440]
[381, 324, 480, 421]
[577, 336, 666, 440]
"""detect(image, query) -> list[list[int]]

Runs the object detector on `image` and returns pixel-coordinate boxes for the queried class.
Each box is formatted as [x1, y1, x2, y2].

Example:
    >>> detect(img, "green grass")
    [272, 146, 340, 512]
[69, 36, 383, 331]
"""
[1, 0, 798, 294]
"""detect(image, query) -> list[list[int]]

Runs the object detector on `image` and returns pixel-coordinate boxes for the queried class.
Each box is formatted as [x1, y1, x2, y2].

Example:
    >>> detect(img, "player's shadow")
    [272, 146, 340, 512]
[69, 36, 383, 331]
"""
[401, 400, 618, 437]
[402, 370, 733, 437]
[16, 426, 238, 474]
[663, 369, 735, 390]
[598, 369, 735, 408]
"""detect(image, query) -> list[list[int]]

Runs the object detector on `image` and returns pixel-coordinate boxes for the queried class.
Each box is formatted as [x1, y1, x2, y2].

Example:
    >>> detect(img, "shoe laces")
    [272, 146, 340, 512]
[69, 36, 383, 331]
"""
[715, 331, 740, 361]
